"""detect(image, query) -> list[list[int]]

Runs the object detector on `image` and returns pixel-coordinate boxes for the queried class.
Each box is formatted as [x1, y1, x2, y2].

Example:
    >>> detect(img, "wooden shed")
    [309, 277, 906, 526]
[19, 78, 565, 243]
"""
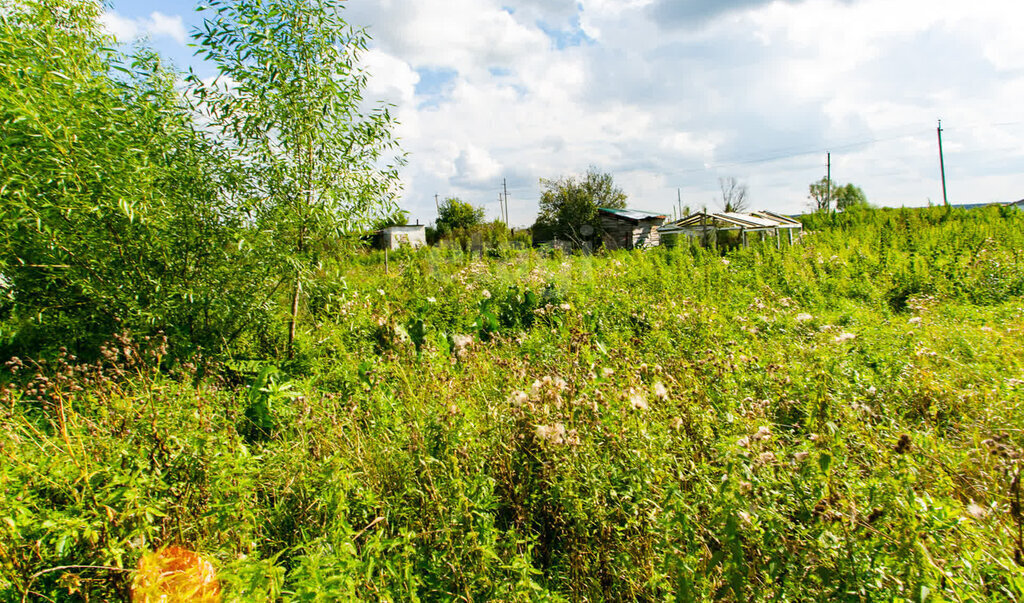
[658, 210, 802, 248]
[598, 208, 668, 250]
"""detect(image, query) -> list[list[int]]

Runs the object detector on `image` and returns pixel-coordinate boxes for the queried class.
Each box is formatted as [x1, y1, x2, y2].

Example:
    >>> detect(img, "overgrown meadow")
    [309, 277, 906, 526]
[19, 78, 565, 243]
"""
[3, 205, 1024, 601]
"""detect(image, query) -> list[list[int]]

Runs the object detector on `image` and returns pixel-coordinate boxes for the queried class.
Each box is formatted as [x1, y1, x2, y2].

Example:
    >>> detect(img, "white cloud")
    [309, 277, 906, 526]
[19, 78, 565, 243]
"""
[100, 10, 186, 45]
[331, 0, 1024, 224]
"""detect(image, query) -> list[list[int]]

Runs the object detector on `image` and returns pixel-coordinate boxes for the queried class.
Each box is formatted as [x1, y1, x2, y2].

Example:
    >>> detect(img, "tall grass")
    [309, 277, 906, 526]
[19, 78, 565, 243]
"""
[3, 206, 1024, 600]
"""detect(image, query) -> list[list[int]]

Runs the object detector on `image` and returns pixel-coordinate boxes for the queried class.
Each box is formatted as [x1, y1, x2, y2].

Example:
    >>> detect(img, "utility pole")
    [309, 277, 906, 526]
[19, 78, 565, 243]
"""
[937, 119, 949, 206]
[434, 193, 440, 215]
[503, 178, 510, 226]
[677, 188, 682, 219]
[826, 152, 831, 212]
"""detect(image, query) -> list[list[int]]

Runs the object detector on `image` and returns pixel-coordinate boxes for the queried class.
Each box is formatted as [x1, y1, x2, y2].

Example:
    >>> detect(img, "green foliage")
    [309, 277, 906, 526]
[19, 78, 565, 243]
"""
[809, 178, 870, 212]
[535, 167, 627, 243]
[187, 0, 404, 353]
[435, 197, 486, 238]
[6, 207, 1024, 600]
[835, 182, 869, 210]
[0, 0, 275, 356]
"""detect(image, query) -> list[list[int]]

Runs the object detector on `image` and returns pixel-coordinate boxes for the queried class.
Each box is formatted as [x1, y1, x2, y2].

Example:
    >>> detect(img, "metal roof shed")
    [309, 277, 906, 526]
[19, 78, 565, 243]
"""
[598, 207, 668, 250]
[659, 210, 802, 248]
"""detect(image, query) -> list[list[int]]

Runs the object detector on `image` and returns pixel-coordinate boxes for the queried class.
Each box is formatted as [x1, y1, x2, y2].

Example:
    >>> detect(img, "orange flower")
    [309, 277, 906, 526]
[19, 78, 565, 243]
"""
[132, 546, 220, 603]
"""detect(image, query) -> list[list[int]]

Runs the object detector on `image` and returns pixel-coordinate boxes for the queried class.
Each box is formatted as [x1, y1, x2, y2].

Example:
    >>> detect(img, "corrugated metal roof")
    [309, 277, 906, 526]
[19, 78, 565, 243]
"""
[668, 210, 803, 230]
[599, 207, 668, 222]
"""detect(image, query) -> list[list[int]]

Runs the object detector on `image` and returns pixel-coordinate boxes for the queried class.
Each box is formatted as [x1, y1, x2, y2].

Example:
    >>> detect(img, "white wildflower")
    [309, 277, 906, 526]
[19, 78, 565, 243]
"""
[452, 334, 473, 358]
[796, 313, 813, 322]
[482, 289, 491, 299]
[758, 452, 776, 464]
[427, 297, 436, 303]
[737, 436, 751, 448]
[653, 381, 669, 401]
[908, 316, 922, 325]
[834, 332, 856, 343]
[966, 503, 988, 519]
[793, 451, 809, 462]
[630, 391, 648, 411]
[752, 426, 772, 441]
[535, 423, 566, 445]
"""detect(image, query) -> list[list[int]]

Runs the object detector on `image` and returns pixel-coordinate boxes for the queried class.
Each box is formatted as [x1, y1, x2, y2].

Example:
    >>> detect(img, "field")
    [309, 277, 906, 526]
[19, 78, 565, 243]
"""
[2, 206, 1024, 601]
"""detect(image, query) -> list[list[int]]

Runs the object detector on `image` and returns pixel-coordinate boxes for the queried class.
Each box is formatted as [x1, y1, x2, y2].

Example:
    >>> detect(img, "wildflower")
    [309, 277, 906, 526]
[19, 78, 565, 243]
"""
[737, 436, 751, 448]
[377, 288, 385, 296]
[629, 391, 648, 411]
[793, 451, 809, 462]
[908, 316, 922, 325]
[452, 334, 473, 359]
[559, 303, 571, 311]
[670, 417, 684, 430]
[535, 422, 566, 445]
[601, 367, 614, 378]
[653, 381, 669, 401]
[796, 313, 813, 322]
[510, 391, 529, 406]
[757, 452, 776, 464]
[427, 297, 436, 303]
[752, 425, 771, 441]
[834, 332, 856, 343]
[482, 289, 492, 299]
[738, 481, 753, 494]
[966, 503, 988, 519]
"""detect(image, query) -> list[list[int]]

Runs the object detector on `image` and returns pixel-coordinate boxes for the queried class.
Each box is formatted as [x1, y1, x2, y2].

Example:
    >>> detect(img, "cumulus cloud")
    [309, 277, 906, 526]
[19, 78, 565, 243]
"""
[132, 0, 1023, 224]
[647, 0, 857, 28]
[100, 10, 187, 45]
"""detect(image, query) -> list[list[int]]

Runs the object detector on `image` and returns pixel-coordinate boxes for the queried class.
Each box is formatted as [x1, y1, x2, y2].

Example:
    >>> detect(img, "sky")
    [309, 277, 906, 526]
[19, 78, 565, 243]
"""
[101, 0, 1024, 226]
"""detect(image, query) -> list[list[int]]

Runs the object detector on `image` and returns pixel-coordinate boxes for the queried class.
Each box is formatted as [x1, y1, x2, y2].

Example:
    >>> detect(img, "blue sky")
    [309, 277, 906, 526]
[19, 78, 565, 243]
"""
[103, 0, 1024, 225]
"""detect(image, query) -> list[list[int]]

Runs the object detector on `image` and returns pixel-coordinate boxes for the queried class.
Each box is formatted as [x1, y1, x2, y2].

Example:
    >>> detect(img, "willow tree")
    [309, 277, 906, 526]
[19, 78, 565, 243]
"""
[189, 0, 404, 355]
[0, 0, 272, 354]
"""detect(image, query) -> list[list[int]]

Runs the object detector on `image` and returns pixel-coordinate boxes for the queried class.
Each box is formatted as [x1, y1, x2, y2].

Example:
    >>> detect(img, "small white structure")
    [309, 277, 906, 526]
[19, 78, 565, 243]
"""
[658, 210, 803, 248]
[379, 225, 426, 250]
